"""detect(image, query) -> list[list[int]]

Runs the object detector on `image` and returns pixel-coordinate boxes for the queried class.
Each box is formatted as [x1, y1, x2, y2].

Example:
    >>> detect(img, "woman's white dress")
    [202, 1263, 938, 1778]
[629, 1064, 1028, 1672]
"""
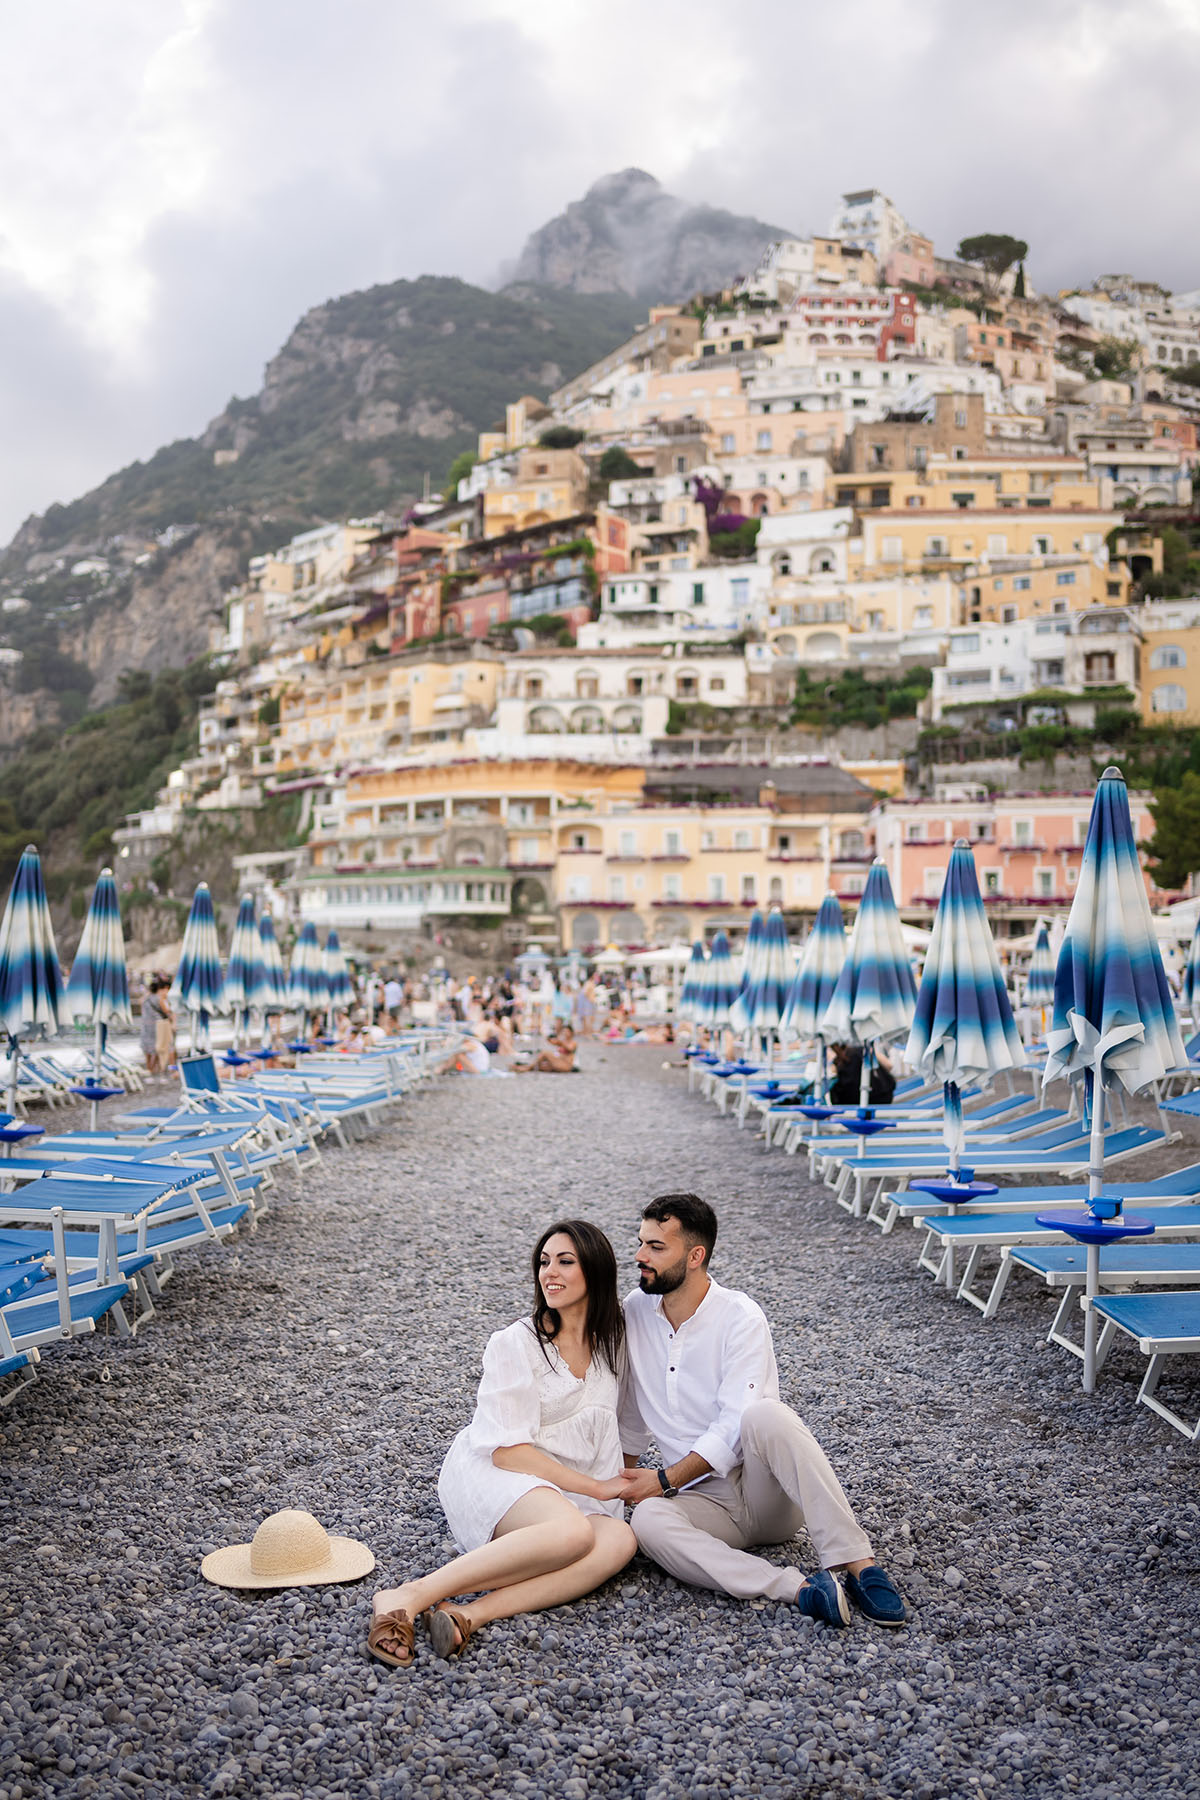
[437, 1319, 624, 1552]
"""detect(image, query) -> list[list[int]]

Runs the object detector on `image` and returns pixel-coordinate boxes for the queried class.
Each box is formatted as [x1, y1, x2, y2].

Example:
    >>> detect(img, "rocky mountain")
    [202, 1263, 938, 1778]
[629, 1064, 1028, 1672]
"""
[0, 279, 642, 708]
[0, 170, 789, 726]
[509, 168, 792, 299]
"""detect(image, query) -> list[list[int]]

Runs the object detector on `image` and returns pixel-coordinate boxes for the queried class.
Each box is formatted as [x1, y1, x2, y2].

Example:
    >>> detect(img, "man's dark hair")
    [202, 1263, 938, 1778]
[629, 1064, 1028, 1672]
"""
[642, 1192, 718, 1267]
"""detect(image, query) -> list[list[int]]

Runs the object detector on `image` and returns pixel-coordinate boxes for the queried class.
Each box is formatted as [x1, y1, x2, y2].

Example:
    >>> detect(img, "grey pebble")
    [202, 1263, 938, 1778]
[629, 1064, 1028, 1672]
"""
[0, 1057, 1196, 1800]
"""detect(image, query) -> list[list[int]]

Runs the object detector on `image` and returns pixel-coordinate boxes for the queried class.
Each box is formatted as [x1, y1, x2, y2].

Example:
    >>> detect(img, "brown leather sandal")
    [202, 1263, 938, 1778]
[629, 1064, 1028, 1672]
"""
[367, 1607, 416, 1669]
[428, 1605, 475, 1660]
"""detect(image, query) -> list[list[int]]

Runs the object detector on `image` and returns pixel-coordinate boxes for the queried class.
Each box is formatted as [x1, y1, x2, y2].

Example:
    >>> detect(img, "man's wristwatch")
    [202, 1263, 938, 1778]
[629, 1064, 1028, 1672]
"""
[657, 1468, 679, 1498]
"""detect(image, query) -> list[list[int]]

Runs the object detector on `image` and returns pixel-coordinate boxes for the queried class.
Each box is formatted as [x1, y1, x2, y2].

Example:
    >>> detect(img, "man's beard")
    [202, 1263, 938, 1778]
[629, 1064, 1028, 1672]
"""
[638, 1256, 689, 1295]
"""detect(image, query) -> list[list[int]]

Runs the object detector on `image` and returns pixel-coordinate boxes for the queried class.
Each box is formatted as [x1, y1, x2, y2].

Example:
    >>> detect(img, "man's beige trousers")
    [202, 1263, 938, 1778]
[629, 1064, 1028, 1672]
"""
[630, 1399, 874, 1600]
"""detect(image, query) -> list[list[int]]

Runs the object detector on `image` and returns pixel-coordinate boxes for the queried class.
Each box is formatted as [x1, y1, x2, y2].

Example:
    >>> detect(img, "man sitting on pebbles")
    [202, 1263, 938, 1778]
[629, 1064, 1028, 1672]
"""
[618, 1193, 907, 1629]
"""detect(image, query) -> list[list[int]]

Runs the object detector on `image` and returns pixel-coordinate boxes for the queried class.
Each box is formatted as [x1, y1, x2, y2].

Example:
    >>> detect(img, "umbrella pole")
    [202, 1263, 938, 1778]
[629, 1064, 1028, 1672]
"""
[944, 1078, 962, 1292]
[91, 1020, 104, 1130]
[1083, 1071, 1107, 1395]
[5, 1034, 17, 1145]
[815, 1034, 826, 1103]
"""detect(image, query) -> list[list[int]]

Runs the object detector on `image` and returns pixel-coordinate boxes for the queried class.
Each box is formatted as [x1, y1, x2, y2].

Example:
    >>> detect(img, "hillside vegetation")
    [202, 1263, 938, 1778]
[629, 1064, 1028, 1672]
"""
[5, 281, 644, 568]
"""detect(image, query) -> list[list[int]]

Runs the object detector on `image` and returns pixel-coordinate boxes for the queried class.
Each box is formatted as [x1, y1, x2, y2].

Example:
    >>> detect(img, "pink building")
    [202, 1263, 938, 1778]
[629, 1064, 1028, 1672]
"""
[872, 790, 1164, 937]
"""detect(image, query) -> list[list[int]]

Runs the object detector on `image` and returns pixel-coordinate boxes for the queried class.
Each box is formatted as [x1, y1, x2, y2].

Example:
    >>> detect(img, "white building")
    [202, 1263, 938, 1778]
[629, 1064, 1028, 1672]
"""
[828, 189, 910, 263]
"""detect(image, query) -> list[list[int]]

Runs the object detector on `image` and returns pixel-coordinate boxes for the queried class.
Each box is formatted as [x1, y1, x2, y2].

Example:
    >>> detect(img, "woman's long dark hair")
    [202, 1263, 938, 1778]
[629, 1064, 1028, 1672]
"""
[531, 1218, 624, 1375]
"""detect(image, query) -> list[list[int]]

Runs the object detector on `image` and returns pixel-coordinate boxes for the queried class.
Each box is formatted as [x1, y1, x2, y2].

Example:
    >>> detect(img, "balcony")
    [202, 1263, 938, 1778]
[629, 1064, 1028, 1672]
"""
[999, 840, 1046, 853]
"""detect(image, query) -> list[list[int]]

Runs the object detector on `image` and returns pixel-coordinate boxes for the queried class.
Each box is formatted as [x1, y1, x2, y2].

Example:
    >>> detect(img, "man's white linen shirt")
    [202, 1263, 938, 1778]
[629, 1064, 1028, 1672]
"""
[619, 1277, 779, 1477]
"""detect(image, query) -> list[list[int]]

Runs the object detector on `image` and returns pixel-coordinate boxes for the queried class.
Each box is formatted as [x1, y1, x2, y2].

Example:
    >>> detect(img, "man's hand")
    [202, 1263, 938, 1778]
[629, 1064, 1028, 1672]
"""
[620, 1467, 666, 1505]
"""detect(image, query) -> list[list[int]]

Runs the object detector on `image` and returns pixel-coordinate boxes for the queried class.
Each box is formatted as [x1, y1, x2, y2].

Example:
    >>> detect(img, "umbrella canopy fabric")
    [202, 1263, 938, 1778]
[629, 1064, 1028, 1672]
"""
[1024, 919, 1056, 1007]
[701, 929, 741, 1029]
[820, 859, 917, 1048]
[738, 908, 792, 1039]
[905, 841, 1025, 1163]
[1044, 766, 1184, 1097]
[323, 929, 353, 1013]
[224, 895, 265, 1016]
[678, 941, 707, 1019]
[0, 845, 65, 1040]
[781, 894, 845, 1041]
[256, 912, 288, 1013]
[65, 868, 130, 1027]
[288, 921, 327, 1016]
[170, 883, 227, 1025]
[729, 911, 764, 1035]
[1184, 916, 1200, 1009]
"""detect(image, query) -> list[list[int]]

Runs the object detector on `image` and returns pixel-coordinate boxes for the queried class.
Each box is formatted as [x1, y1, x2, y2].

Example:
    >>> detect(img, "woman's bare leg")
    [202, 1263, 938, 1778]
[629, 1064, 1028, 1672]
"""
[440, 1517, 636, 1644]
[372, 1488, 593, 1627]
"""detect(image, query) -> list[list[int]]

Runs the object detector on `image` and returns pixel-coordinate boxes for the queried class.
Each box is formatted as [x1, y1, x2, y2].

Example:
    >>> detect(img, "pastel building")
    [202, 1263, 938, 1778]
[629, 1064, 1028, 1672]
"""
[874, 791, 1162, 932]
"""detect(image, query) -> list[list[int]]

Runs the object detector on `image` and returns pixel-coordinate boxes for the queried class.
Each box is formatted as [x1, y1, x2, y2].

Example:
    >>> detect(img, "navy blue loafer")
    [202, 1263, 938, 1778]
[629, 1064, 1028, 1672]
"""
[844, 1564, 908, 1626]
[794, 1569, 850, 1627]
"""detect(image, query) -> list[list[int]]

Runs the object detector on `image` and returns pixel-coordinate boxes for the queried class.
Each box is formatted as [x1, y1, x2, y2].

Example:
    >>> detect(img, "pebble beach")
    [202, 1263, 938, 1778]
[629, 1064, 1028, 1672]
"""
[3, 1048, 1199, 1800]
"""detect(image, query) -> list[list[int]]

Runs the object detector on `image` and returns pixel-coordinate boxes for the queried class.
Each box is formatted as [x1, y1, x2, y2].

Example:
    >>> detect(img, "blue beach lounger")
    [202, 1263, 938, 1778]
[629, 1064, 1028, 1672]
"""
[1088, 1292, 1200, 1440]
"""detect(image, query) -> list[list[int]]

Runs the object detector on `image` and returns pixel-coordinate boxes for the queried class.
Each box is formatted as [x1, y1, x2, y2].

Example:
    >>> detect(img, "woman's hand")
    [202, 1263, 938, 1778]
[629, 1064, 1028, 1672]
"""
[591, 1474, 636, 1502]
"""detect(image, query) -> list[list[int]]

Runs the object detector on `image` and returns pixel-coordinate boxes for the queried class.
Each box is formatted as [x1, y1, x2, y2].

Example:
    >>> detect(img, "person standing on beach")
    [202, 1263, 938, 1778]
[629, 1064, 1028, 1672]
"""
[618, 1193, 907, 1629]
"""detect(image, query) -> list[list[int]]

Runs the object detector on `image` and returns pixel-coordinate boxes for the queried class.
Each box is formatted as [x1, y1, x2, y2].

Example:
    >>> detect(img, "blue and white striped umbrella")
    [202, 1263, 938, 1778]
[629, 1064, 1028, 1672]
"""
[257, 912, 288, 1016]
[288, 920, 327, 1019]
[224, 895, 268, 1040]
[1183, 916, 1200, 1010]
[821, 859, 917, 1051]
[781, 894, 846, 1041]
[170, 882, 227, 1048]
[1024, 918, 1056, 1008]
[738, 907, 792, 1043]
[323, 929, 353, 1019]
[729, 910, 764, 1036]
[678, 941, 707, 1019]
[1045, 767, 1184, 1107]
[66, 868, 130, 1028]
[0, 845, 65, 1114]
[702, 929, 741, 1030]
[905, 841, 1025, 1169]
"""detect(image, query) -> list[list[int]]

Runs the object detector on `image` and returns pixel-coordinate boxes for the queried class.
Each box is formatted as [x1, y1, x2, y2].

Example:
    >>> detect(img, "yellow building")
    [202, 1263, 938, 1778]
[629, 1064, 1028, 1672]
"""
[1139, 606, 1200, 723]
[480, 447, 590, 538]
[273, 647, 504, 775]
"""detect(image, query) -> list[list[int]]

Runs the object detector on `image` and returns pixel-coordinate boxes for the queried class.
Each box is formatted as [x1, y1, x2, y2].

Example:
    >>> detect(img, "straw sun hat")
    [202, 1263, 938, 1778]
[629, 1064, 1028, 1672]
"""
[201, 1509, 375, 1590]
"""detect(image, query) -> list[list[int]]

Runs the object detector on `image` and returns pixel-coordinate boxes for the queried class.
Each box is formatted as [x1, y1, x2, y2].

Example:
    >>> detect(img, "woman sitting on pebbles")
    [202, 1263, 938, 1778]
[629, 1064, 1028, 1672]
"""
[369, 1220, 636, 1667]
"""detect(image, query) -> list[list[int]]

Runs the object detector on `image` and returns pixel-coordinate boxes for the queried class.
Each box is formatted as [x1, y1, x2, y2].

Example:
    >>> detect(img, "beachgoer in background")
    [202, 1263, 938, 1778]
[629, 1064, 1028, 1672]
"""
[514, 1023, 577, 1074]
[368, 1221, 636, 1666]
[155, 981, 177, 1073]
[619, 1193, 907, 1629]
[828, 1043, 895, 1107]
[383, 974, 403, 1026]
[139, 977, 167, 1074]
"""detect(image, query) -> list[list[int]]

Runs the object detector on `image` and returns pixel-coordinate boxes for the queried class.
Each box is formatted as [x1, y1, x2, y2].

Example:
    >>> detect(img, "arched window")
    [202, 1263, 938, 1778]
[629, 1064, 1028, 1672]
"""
[1151, 645, 1186, 670]
[575, 670, 600, 697]
[839, 829, 865, 857]
[772, 551, 792, 577]
[570, 705, 606, 734]
[768, 876, 784, 903]
[528, 705, 566, 733]
[1152, 683, 1188, 713]
[571, 911, 601, 948]
[455, 837, 486, 865]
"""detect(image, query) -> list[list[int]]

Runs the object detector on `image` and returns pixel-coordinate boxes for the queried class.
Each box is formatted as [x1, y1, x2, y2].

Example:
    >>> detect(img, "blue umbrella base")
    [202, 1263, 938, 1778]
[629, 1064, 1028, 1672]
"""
[70, 1083, 124, 1102]
[909, 1179, 999, 1206]
[1034, 1210, 1156, 1246]
[0, 1123, 45, 1143]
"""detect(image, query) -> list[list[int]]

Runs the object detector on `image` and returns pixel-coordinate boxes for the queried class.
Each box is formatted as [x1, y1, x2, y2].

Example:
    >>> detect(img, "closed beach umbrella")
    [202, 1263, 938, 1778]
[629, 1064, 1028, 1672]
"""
[729, 910, 764, 1037]
[257, 911, 288, 1020]
[1042, 766, 1185, 1387]
[170, 882, 227, 1052]
[702, 929, 741, 1032]
[905, 841, 1025, 1173]
[224, 895, 266, 1045]
[821, 859, 917, 1105]
[739, 907, 792, 1049]
[323, 929, 353, 1027]
[1183, 915, 1200, 1011]
[0, 845, 65, 1116]
[288, 920, 326, 1023]
[678, 941, 707, 1020]
[780, 893, 846, 1098]
[66, 868, 131, 1113]
[1024, 918, 1056, 1008]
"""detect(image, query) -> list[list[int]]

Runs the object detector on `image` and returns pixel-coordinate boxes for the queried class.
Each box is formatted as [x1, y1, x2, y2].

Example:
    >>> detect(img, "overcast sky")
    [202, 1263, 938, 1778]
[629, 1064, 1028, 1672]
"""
[1, 0, 1198, 546]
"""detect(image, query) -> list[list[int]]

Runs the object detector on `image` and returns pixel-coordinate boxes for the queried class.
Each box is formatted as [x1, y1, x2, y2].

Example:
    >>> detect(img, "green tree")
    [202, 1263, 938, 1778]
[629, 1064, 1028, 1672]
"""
[1142, 771, 1200, 888]
[597, 446, 645, 482]
[443, 449, 477, 496]
[1013, 263, 1027, 299]
[956, 234, 1029, 283]
[537, 425, 585, 449]
[1092, 335, 1140, 381]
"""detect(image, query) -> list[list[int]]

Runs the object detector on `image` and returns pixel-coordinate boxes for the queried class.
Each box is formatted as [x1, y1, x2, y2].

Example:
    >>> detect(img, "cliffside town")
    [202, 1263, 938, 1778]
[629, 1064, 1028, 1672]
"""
[4, 179, 1200, 950]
